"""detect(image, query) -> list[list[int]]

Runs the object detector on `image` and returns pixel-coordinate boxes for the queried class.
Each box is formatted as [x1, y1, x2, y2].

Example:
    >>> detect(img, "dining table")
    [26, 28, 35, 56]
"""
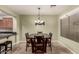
[29, 33, 50, 39]
[28, 33, 50, 53]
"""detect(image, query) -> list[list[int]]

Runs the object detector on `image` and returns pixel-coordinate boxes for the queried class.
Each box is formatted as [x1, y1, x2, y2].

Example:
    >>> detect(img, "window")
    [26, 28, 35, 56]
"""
[0, 17, 13, 32]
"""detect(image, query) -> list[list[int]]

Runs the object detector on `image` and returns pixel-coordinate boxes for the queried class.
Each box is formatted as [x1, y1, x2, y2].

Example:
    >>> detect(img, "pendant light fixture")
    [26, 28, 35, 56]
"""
[35, 7, 45, 25]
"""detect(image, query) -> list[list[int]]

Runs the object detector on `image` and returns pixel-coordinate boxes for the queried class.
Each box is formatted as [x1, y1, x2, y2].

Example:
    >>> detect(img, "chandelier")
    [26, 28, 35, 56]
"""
[35, 8, 45, 25]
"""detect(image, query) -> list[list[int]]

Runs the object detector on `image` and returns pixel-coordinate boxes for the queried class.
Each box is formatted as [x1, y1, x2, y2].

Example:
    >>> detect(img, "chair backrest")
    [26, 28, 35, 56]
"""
[31, 35, 47, 53]
[25, 33, 29, 39]
[49, 32, 53, 38]
[34, 35, 44, 44]
[37, 31, 43, 34]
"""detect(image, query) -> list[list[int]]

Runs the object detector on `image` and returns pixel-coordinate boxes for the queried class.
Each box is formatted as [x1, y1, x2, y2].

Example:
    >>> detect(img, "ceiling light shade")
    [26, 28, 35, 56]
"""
[35, 7, 45, 25]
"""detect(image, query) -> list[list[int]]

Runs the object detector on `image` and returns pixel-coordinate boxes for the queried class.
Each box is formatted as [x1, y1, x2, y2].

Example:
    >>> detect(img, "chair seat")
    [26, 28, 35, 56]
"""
[35, 44, 43, 46]
[5, 41, 12, 44]
[34, 50, 44, 54]
[0, 42, 5, 46]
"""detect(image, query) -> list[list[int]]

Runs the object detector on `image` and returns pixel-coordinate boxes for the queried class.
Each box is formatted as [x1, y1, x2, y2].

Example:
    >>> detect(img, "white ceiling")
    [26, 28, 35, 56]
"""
[5, 5, 78, 15]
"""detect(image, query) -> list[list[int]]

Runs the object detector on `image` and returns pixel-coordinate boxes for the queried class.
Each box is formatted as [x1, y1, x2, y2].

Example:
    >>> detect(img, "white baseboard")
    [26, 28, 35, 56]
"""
[12, 41, 20, 46]
[57, 40, 76, 54]
[12, 41, 26, 46]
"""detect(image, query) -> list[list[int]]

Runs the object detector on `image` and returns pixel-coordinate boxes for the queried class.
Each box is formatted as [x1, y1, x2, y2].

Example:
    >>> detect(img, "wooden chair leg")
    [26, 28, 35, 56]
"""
[0, 46, 1, 54]
[11, 42, 12, 53]
[32, 46, 35, 53]
[26, 44, 27, 51]
[50, 41, 51, 47]
[50, 45, 52, 53]
[5, 45, 7, 54]
[50, 41, 52, 53]
[26, 42, 29, 51]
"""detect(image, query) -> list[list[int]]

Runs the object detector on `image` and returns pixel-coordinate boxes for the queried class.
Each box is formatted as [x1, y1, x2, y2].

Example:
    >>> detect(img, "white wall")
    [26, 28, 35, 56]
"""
[20, 15, 59, 41]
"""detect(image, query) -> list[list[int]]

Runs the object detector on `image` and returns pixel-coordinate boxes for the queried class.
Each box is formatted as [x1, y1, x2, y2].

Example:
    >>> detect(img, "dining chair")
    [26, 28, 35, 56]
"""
[25, 33, 31, 51]
[32, 35, 47, 54]
[48, 32, 52, 46]
[48, 32, 53, 52]
[30, 38, 35, 53]
[0, 41, 12, 54]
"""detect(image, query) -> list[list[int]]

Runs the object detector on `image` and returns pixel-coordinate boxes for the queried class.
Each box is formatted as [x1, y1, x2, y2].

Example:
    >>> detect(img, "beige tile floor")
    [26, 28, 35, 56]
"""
[7, 40, 72, 54]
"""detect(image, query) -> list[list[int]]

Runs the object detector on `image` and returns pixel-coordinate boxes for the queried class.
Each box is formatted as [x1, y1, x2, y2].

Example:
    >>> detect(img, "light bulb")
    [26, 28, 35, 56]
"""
[35, 20, 37, 23]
